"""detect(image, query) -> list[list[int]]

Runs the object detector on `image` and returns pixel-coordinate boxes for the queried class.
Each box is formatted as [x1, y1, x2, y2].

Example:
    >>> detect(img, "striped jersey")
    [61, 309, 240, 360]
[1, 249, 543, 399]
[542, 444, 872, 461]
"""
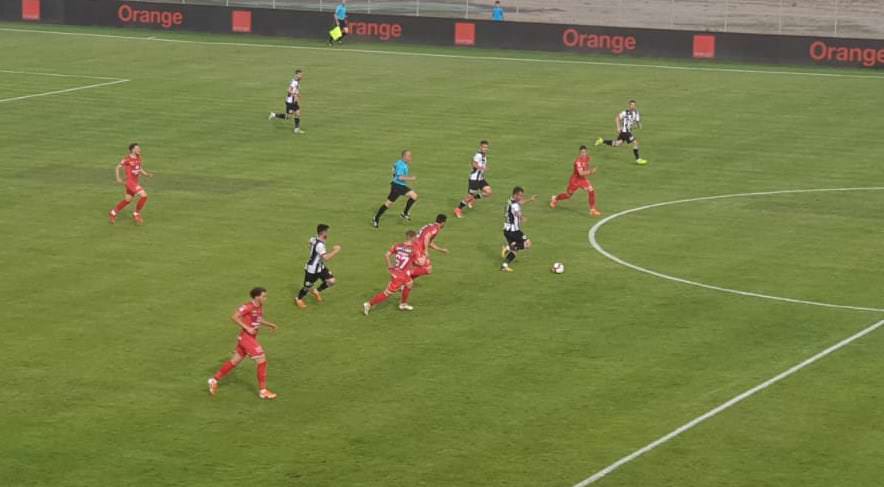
[469, 150, 487, 181]
[619, 109, 640, 133]
[504, 198, 522, 232]
[304, 236, 327, 273]
[286, 79, 301, 103]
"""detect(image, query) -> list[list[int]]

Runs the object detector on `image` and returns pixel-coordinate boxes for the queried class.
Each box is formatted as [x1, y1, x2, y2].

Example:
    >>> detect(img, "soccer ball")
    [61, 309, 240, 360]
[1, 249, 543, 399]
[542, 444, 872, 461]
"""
[552, 262, 565, 274]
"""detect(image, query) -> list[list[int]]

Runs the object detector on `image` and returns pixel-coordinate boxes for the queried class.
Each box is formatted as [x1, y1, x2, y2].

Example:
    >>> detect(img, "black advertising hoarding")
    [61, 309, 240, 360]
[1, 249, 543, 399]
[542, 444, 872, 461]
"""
[3, 0, 882, 69]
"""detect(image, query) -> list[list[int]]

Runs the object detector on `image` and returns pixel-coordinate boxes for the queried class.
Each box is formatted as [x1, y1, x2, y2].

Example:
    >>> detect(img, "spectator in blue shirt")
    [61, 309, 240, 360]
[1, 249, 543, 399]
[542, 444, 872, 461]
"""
[491, 1, 504, 21]
[329, 0, 348, 45]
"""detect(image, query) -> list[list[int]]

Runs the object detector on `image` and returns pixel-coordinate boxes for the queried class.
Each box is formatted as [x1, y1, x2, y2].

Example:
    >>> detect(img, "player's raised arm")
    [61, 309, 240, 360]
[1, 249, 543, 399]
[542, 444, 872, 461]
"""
[231, 309, 256, 335]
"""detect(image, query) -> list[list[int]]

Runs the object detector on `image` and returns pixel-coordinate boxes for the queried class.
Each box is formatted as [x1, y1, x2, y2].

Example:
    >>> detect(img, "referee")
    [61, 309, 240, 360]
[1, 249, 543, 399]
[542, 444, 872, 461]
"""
[329, 0, 348, 46]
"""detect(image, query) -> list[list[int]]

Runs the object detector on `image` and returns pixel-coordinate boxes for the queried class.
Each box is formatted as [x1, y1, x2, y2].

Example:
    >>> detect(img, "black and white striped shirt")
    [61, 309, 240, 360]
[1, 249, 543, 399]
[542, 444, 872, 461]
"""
[286, 79, 301, 104]
[504, 198, 522, 232]
[619, 109, 640, 133]
[469, 151, 487, 181]
[304, 236, 327, 273]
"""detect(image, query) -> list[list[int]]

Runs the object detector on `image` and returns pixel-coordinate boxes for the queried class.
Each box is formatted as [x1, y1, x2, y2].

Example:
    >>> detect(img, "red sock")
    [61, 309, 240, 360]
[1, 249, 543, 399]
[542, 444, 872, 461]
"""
[589, 190, 597, 209]
[400, 286, 411, 304]
[214, 360, 236, 381]
[369, 292, 388, 306]
[135, 196, 148, 212]
[411, 266, 429, 279]
[555, 192, 571, 201]
[257, 361, 267, 390]
[112, 199, 130, 214]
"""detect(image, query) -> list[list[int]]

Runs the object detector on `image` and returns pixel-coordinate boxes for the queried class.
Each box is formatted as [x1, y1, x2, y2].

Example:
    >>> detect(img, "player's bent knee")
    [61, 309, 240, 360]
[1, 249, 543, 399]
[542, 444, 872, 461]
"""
[408, 192, 418, 200]
[525, 240, 533, 249]
[327, 278, 336, 286]
[253, 355, 266, 363]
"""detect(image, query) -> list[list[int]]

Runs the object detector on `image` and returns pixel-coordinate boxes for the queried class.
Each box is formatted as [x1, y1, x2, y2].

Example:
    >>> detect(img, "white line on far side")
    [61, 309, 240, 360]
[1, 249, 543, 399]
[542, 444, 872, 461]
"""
[588, 187, 884, 313]
[573, 317, 884, 486]
[0, 79, 129, 104]
[1, 26, 883, 80]
[0, 68, 124, 80]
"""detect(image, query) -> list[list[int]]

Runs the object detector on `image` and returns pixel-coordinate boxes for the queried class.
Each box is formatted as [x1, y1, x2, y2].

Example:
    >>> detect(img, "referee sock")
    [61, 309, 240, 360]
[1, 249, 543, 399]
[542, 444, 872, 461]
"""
[374, 205, 388, 221]
[634, 149, 641, 159]
[274, 113, 286, 119]
[294, 117, 301, 129]
[603, 139, 613, 146]
[403, 198, 416, 216]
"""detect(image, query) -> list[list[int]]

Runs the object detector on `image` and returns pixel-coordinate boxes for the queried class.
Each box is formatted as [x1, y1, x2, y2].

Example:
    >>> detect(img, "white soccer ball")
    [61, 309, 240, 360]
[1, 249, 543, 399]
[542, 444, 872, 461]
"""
[552, 262, 565, 274]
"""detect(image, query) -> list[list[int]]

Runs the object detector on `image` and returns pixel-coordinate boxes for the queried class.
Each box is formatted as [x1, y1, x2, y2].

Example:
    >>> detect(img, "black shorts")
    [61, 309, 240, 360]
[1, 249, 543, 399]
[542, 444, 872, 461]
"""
[617, 131, 636, 144]
[387, 183, 411, 202]
[504, 230, 528, 251]
[338, 18, 349, 31]
[468, 179, 490, 194]
[285, 101, 300, 113]
[303, 268, 333, 287]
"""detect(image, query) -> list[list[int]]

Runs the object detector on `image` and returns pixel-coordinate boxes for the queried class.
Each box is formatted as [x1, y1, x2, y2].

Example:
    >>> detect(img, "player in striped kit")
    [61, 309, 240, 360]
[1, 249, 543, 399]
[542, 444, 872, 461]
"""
[501, 186, 537, 272]
[595, 99, 647, 165]
[268, 69, 305, 134]
[454, 140, 493, 218]
[294, 224, 342, 309]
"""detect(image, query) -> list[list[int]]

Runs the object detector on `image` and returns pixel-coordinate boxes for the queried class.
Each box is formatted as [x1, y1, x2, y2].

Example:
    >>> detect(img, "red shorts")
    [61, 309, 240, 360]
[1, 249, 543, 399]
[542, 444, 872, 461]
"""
[413, 253, 430, 268]
[125, 182, 144, 196]
[567, 178, 592, 194]
[236, 333, 265, 358]
[386, 269, 413, 294]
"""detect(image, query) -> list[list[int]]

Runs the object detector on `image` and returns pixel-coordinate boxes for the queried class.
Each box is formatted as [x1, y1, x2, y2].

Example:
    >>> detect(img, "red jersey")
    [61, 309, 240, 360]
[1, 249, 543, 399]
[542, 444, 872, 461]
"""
[418, 223, 442, 248]
[119, 154, 143, 186]
[388, 242, 415, 272]
[236, 301, 264, 337]
[571, 155, 591, 181]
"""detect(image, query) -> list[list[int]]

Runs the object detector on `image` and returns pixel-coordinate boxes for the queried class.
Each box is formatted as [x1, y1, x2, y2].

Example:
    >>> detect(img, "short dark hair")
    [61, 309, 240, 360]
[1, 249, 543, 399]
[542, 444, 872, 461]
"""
[512, 186, 524, 195]
[250, 287, 267, 298]
[405, 230, 417, 238]
[295, 69, 303, 74]
[480, 140, 489, 146]
[128, 143, 139, 152]
[579, 145, 588, 151]
[317, 224, 329, 234]
[435, 214, 447, 223]
[628, 99, 637, 104]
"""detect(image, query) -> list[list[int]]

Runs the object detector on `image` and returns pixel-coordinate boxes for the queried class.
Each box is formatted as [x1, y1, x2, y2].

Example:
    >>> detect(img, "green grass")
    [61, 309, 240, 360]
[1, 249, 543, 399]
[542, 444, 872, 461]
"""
[1, 22, 883, 487]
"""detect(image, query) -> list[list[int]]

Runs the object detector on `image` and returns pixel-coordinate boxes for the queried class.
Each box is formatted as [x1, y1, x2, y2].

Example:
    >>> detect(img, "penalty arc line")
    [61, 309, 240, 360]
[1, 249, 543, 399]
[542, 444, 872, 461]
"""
[572, 318, 884, 486]
[1, 26, 884, 80]
[0, 78, 130, 104]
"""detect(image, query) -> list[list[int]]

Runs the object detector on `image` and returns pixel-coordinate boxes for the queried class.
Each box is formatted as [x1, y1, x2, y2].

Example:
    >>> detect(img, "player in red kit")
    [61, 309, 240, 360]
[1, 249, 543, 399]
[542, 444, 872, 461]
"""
[411, 214, 448, 280]
[208, 287, 280, 400]
[363, 230, 419, 315]
[550, 145, 601, 216]
[109, 143, 153, 225]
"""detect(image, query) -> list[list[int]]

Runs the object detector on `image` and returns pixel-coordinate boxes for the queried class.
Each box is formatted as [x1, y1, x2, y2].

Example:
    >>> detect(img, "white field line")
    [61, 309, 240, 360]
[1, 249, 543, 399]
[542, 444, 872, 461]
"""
[573, 317, 884, 486]
[0, 68, 122, 80]
[1, 26, 883, 80]
[0, 78, 129, 104]
[588, 187, 884, 313]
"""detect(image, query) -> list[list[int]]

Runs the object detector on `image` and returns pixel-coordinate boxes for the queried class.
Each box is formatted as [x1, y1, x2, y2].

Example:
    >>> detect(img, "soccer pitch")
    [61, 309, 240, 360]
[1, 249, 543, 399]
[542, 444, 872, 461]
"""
[2, 23, 884, 487]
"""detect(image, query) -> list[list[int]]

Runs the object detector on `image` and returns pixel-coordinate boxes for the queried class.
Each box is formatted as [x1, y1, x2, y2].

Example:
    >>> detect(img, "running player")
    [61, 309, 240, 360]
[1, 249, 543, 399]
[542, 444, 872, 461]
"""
[268, 69, 305, 134]
[208, 287, 280, 400]
[411, 214, 449, 280]
[454, 140, 492, 218]
[550, 145, 602, 216]
[363, 230, 419, 314]
[595, 99, 647, 165]
[294, 224, 341, 309]
[108, 143, 152, 225]
[372, 150, 418, 228]
[501, 186, 537, 272]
